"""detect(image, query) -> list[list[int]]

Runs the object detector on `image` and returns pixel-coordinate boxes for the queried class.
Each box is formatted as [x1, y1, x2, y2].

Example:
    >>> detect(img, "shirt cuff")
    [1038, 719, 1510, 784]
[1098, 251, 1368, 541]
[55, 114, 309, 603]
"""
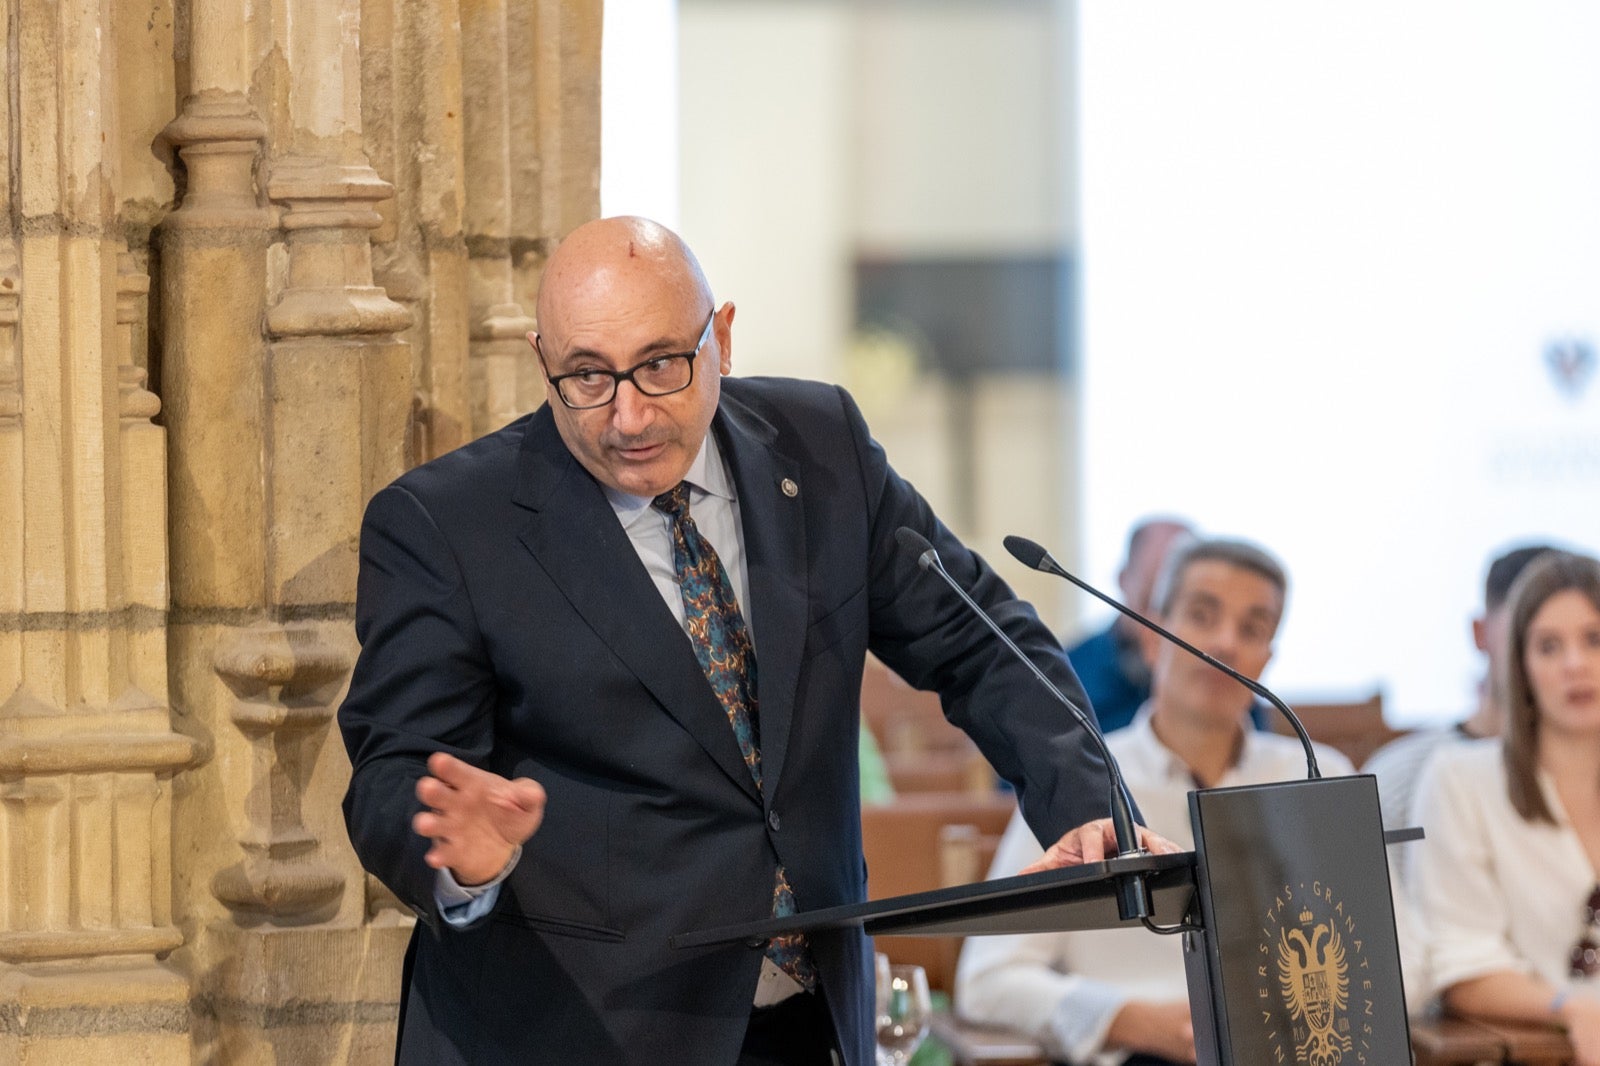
[434, 845, 521, 927]
[1050, 980, 1130, 1064]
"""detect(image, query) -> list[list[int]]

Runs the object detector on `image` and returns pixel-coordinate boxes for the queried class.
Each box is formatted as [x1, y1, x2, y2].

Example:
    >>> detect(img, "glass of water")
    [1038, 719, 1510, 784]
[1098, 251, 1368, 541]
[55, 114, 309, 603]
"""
[875, 960, 931, 1066]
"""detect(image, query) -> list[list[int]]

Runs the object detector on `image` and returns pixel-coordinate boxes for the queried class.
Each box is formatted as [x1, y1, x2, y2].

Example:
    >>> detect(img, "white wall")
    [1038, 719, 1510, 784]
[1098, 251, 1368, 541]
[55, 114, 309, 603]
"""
[852, 2, 1069, 255]
[678, 1, 854, 383]
[667, 0, 1082, 621]
[601, 0, 680, 225]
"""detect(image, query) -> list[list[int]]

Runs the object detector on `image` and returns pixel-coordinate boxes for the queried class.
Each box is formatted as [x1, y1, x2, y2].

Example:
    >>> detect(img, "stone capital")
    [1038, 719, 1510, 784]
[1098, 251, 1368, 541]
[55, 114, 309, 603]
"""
[266, 158, 395, 228]
[161, 90, 268, 149]
[473, 302, 538, 342]
[161, 91, 274, 231]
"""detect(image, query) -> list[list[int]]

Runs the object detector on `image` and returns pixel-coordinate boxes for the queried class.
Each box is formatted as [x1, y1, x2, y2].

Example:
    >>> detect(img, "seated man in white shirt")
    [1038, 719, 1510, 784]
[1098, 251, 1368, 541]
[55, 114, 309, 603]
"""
[954, 536, 1354, 1066]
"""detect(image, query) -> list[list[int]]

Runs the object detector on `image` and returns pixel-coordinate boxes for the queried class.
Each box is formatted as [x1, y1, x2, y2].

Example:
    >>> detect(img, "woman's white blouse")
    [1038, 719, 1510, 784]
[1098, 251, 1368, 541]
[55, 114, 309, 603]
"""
[1411, 738, 1598, 996]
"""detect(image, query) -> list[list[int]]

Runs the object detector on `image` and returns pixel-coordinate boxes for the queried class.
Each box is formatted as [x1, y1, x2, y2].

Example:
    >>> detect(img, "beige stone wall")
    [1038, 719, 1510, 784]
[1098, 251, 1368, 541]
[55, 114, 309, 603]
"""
[0, 0, 600, 1061]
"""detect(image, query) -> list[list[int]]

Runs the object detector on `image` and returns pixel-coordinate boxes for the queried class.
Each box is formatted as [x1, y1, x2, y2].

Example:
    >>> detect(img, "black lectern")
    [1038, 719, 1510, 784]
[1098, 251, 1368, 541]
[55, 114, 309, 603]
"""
[676, 774, 1415, 1066]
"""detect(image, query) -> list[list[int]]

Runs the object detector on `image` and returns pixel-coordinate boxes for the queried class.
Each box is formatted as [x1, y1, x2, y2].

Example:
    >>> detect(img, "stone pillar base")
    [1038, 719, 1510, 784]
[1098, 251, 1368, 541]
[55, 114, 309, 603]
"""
[196, 922, 412, 1066]
[0, 958, 190, 1065]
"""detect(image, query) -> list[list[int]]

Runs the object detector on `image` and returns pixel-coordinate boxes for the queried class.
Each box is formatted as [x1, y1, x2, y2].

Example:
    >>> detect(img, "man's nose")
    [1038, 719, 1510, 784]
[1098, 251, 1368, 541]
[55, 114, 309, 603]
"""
[1203, 627, 1241, 664]
[610, 380, 654, 433]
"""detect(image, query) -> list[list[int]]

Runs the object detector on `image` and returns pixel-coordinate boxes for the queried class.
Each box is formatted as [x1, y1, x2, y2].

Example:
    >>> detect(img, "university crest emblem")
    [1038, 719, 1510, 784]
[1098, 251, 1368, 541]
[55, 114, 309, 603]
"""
[1257, 880, 1374, 1065]
[1278, 911, 1351, 1066]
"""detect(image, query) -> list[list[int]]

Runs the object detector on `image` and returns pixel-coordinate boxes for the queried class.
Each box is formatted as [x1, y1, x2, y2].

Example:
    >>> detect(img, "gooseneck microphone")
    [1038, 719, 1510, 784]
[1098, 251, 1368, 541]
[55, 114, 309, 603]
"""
[1003, 534, 1321, 780]
[894, 527, 1152, 922]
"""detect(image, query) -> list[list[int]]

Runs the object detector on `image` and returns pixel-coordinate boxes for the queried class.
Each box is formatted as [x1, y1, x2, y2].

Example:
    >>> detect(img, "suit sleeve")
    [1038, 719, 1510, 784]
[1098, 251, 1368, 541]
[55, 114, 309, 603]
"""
[835, 385, 1126, 847]
[339, 482, 500, 923]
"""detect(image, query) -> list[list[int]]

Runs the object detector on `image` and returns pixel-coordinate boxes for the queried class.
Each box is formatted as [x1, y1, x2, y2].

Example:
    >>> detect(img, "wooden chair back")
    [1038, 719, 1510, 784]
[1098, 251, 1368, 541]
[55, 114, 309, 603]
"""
[860, 791, 1018, 994]
[861, 655, 973, 756]
[1269, 689, 1406, 768]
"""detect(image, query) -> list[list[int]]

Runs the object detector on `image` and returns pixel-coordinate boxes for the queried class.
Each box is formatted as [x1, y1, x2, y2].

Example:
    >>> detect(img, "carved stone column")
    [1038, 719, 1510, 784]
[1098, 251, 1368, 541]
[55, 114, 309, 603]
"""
[158, 77, 279, 1065]
[0, 242, 19, 699]
[461, 0, 540, 438]
[364, 0, 473, 464]
[159, 0, 412, 1058]
[207, 625, 347, 920]
[0, 0, 196, 1060]
[507, 0, 602, 317]
[0, 0, 603, 1059]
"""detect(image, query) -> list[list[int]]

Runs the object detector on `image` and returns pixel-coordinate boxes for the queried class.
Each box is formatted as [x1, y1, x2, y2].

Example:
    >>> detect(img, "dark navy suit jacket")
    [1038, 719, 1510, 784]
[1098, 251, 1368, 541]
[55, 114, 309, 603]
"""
[339, 377, 1112, 1065]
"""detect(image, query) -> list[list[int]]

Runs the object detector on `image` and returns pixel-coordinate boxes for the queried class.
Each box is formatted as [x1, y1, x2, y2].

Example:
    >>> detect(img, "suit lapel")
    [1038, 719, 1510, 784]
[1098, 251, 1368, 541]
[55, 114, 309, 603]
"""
[714, 393, 808, 801]
[512, 408, 761, 806]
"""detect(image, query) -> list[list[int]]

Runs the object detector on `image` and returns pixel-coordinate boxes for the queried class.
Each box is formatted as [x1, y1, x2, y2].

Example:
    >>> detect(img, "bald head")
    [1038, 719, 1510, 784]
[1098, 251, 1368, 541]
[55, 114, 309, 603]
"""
[537, 216, 713, 336]
[529, 217, 733, 499]
[1119, 517, 1194, 614]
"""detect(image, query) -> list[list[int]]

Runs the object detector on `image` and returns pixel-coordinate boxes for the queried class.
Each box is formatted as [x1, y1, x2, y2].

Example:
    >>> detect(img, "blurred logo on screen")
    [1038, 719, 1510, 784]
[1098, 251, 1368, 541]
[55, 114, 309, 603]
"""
[1545, 337, 1596, 400]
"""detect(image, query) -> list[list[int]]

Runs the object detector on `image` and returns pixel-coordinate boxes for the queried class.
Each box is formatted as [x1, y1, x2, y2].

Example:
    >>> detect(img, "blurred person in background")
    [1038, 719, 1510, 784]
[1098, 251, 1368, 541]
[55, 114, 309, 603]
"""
[1412, 550, 1600, 1066]
[1065, 518, 1193, 734]
[957, 537, 1356, 1066]
[1366, 542, 1556, 837]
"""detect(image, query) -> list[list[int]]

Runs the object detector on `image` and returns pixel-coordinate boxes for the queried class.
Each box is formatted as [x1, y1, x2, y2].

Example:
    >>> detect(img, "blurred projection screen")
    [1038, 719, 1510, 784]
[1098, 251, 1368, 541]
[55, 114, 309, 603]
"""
[1077, 3, 1600, 723]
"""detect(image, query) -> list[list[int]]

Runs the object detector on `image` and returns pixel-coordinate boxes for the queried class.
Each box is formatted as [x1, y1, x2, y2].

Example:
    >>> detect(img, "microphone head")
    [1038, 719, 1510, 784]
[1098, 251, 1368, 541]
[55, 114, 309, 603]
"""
[894, 526, 938, 570]
[1003, 535, 1052, 571]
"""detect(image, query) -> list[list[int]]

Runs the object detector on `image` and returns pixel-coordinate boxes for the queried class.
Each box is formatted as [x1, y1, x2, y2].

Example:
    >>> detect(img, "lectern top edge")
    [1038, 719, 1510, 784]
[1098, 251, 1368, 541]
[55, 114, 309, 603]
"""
[671, 826, 1421, 951]
[671, 849, 1191, 950]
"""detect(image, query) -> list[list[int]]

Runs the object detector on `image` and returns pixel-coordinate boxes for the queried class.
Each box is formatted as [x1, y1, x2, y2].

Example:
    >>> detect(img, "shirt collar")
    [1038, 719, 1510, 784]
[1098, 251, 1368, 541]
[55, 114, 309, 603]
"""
[1122, 705, 1185, 781]
[602, 431, 734, 528]
[1127, 702, 1259, 785]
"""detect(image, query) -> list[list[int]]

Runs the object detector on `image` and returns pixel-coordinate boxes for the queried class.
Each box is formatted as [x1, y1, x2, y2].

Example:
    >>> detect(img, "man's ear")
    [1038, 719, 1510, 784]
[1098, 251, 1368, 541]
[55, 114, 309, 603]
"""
[1116, 564, 1134, 601]
[1472, 615, 1489, 653]
[716, 302, 736, 375]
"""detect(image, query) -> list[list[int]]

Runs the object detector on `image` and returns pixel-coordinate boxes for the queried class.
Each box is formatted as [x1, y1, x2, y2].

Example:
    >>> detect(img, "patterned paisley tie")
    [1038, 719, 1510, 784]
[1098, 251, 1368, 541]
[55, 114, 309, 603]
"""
[652, 483, 817, 992]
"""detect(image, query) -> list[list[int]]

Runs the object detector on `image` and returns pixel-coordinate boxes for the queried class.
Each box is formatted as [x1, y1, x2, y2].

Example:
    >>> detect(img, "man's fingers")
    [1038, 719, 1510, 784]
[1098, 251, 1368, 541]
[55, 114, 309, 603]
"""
[1137, 827, 1185, 855]
[488, 779, 546, 843]
[416, 764, 545, 836]
[492, 777, 550, 809]
[426, 751, 476, 786]
[1024, 832, 1088, 870]
[412, 810, 439, 838]
[1017, 847, 1062, 875]
[509, 777, 545, 812]
[415, 813, 456, 870]
[1018, 818, 1126, 873]
[1076, 824, 1109, 864]
[416, 773, 457, 809]
[422, 842, 450, 870]
[420, 755, 521, 812]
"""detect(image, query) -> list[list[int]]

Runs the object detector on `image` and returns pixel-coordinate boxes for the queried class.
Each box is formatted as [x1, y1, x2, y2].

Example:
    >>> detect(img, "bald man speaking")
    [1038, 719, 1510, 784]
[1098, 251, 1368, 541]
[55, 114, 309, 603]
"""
[339, 217, 1165, 1066]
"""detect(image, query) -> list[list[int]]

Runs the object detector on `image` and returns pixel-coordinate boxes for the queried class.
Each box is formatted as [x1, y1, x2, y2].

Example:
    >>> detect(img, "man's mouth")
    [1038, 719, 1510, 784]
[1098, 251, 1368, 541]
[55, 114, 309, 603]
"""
[614, 440, 666, 461]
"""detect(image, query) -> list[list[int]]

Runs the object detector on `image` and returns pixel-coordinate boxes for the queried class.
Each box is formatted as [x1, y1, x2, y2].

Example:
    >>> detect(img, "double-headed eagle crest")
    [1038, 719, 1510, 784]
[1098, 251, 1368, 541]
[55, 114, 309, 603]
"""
[1278, 917, 1352, 1066]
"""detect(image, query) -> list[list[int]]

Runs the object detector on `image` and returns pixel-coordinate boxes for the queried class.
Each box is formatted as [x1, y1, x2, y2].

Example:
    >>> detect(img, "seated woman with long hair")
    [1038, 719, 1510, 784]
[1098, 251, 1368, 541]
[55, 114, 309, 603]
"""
[1413, 550, 1600, 1063]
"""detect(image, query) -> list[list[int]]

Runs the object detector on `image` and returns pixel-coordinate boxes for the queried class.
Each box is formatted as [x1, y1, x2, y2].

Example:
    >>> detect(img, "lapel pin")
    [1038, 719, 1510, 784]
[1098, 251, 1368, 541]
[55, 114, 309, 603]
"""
[780, 478, 798, 498]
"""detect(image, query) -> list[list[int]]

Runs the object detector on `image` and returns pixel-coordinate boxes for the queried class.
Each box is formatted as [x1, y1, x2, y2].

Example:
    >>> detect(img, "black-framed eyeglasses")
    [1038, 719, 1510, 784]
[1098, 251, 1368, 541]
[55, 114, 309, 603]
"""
[1569, 884, 1600, 978]
[540, 311, 715, 410]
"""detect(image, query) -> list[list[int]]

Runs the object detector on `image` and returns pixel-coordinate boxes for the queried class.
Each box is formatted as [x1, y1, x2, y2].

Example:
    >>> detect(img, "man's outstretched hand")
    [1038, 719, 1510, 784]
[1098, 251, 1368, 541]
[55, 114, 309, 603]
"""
[1019, 817, 1183, 875]
[413, 752, 546, 886]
